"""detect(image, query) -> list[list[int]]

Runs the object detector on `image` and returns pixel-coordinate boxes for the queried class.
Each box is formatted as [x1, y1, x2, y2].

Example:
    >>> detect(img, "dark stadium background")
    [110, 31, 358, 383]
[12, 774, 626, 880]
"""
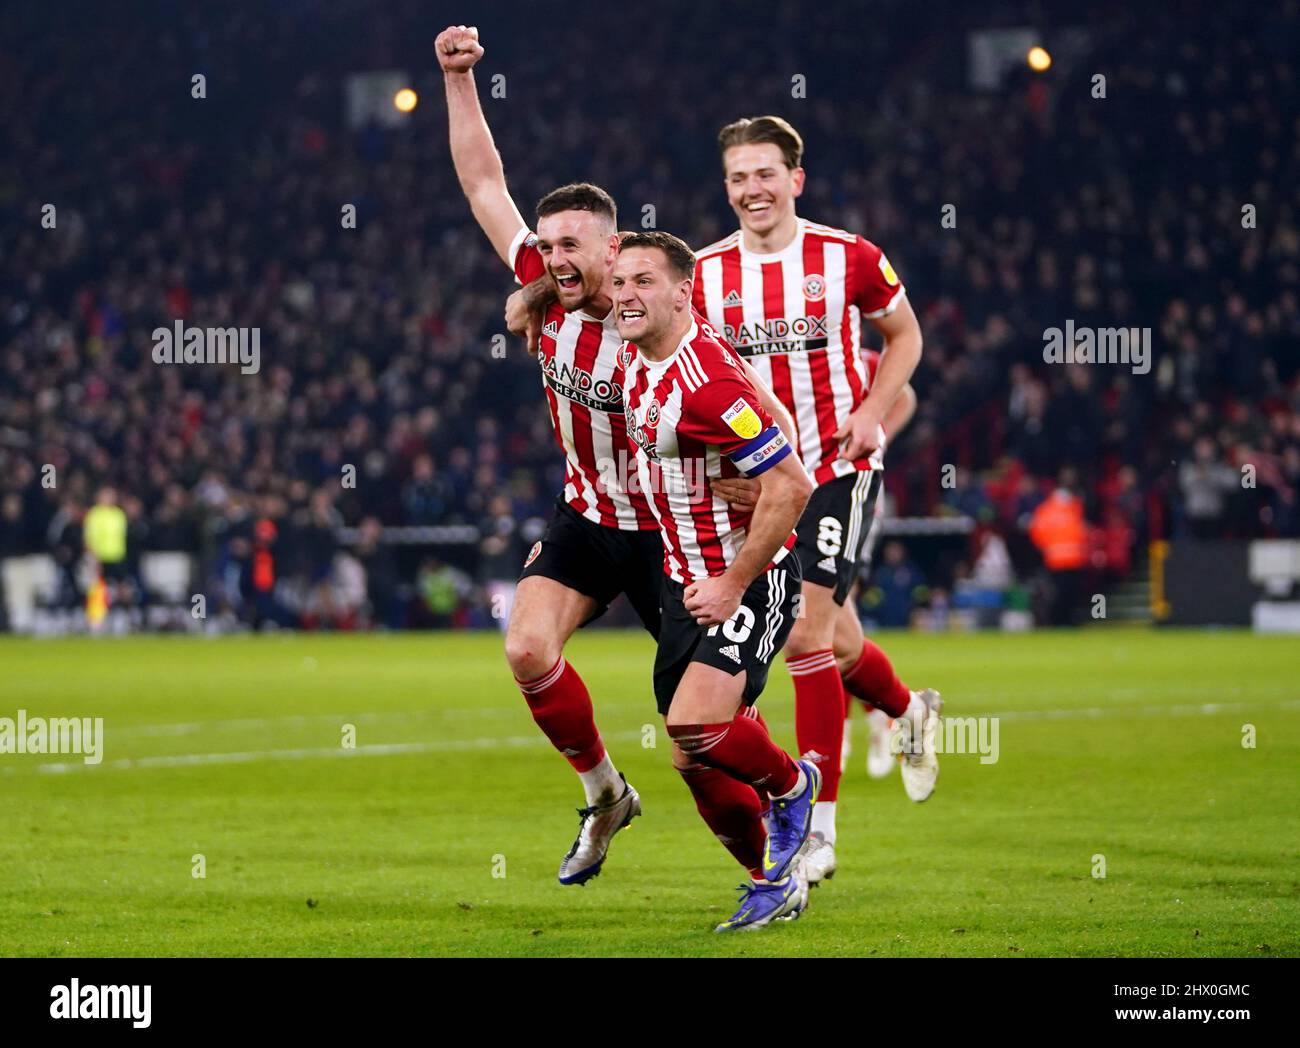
[2, 0, 1297, 635]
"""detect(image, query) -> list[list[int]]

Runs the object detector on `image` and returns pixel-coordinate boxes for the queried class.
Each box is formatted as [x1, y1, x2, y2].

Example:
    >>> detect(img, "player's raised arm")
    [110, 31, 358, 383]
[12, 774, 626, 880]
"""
[436, 24, 527, 266]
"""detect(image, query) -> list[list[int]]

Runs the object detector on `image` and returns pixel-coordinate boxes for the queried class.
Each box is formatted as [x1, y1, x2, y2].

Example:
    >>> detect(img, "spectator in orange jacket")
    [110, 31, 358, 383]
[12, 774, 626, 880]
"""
[1029, 469, 1089, 625]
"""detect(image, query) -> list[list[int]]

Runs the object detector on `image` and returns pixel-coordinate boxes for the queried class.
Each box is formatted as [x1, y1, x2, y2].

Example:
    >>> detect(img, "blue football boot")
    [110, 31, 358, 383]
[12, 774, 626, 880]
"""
[714, 866, 809, 932]
[761, 759, 820, 882]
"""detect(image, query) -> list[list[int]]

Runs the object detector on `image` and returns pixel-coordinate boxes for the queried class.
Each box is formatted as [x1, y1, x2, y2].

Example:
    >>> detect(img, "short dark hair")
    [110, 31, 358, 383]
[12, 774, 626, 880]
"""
[535, 182, 618, 229]
[717, 115, 804, 170]
[618, 231, 696, 281]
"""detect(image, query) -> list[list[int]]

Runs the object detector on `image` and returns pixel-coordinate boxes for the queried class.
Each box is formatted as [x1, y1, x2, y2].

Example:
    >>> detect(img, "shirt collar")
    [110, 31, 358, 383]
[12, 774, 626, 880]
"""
[738, 217, 806, 263]
[638, 319, 698, 369]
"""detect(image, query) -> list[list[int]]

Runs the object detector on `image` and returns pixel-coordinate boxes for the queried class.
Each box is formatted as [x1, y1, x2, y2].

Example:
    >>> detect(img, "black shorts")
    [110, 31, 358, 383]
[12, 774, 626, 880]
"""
[652, 556, 802, 715]
[794, 470, 883, 605]
[519, 498, 663, 636]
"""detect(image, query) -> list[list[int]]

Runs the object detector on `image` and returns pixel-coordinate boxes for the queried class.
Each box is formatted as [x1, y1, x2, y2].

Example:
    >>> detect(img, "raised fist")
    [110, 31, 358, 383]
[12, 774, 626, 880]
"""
[435, 25, 484, 74]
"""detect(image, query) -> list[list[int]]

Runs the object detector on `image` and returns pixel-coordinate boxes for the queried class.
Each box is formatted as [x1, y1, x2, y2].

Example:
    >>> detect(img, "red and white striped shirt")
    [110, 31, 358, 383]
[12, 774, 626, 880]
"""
[620, 318, 795, 584]
[693, 217, 905, 486]
[511, 228, 657, 531]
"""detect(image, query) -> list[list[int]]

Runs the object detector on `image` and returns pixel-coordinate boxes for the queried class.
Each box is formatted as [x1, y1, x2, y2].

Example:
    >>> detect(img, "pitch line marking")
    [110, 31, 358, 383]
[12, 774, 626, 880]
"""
[101, 704, 649, 739]
[5, 699, 1297, 775]
[61, 688, 1285, 741]
[20, 730, 651, 775]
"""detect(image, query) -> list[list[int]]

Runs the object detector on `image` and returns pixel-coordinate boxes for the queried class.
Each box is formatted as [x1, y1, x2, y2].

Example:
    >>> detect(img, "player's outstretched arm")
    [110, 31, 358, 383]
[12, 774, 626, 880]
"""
[436, 24, 527, 265]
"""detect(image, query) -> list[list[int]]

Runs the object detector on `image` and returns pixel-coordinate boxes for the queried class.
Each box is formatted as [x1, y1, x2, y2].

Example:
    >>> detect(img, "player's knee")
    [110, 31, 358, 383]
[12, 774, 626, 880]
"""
[670, 742, 700, 774]
[503, 625, 561, 682]
[785, 615, 833, 657]
[665, 695, 736, 733]
[832, 631, 862, 672]
[833, 648, 859, 675]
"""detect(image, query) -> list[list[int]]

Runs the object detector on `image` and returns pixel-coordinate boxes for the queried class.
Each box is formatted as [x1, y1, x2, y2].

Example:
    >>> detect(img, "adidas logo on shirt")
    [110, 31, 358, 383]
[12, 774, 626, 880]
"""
[719, 644, 742, 664]
[542, 320, 560, 339]
[722, 290, 743, 308]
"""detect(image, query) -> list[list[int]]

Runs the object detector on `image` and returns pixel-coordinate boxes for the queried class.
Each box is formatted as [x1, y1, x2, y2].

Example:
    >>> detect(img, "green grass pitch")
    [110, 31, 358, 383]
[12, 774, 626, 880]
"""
[1, 629, 1297, 957]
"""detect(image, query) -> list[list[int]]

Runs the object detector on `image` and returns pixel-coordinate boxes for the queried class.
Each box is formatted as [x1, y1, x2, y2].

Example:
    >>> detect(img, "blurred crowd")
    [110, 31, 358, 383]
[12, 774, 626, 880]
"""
[0, 0, 1296, 630]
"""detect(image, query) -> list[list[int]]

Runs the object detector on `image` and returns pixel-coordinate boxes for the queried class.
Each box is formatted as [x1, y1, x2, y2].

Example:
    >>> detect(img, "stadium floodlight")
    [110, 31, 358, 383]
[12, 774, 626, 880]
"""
[345, 70, 414, 129]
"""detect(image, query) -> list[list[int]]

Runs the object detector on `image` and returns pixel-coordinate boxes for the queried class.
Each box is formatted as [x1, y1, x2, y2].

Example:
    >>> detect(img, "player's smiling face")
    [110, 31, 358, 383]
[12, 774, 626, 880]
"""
[612, 247, 687, 347]
[535, 210, 617, 313]
[723, 142, 805, 238]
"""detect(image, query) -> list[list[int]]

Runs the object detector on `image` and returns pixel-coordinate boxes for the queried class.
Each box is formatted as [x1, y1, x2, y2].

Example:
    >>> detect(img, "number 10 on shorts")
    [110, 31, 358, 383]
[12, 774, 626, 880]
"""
[706, 605, 755, 643]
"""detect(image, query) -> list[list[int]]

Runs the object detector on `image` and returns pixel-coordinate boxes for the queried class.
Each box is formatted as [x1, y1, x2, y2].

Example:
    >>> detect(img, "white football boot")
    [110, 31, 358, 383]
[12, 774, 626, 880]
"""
[866, 708, 895, 779]
[557, 775, 641, 885]
[802, 832, 838, 886]
[788, 853, 812, 915]
[892, 688, 942, 802]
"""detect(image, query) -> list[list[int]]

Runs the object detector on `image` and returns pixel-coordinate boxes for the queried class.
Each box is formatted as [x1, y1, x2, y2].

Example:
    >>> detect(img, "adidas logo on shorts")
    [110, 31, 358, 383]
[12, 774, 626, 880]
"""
[817, 556, 838, 572]
[719, 644, 742, 664]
